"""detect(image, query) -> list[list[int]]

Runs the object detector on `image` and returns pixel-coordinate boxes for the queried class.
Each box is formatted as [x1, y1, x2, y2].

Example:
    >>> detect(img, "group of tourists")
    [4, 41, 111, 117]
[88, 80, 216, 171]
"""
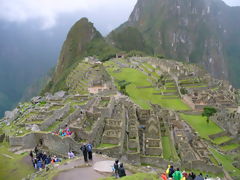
[53, 125, 72, 137]
[113, 160, 126, 178]
[29, 146, 61, 171]
[161, 165, 209, 180]
[80, 143, 93, 163]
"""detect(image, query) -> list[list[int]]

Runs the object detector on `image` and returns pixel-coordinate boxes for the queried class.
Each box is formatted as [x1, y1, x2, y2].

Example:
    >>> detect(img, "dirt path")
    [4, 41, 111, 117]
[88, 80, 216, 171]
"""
[53, 154, 121, 180]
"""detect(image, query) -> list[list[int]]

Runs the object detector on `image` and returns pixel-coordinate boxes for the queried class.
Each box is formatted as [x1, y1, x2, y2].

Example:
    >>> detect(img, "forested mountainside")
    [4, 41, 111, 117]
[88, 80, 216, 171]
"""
[108, 0, 240, 87]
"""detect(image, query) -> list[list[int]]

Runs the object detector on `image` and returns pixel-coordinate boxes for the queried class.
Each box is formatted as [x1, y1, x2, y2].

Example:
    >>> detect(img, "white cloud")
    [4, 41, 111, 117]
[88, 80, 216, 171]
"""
[0, 0, 137, 29]
[223, 0, 240, 6]
[0, 0, 239, 31]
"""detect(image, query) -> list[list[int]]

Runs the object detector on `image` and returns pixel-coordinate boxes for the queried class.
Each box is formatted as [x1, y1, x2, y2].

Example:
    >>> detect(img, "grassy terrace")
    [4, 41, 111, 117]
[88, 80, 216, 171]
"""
[105, 62, 190, 111]
[180, 114, 223, 140]
[209, 148, 240, 177]
[0, 142, 34, 180]
[96, 143, 118, 149]
[220, 144, 240, 151]
[101, 173, 159, 180]
[213, 136, 232, 145]
[162, 136, 179, 161]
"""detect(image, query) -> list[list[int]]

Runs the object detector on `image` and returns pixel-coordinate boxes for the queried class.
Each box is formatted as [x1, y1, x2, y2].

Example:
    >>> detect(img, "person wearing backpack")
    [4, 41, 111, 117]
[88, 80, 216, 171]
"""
[118, 163, 126, 178]
[80, 144, 88, 163]
[86, 143, 93, 160]
[113, 160, 119, 178]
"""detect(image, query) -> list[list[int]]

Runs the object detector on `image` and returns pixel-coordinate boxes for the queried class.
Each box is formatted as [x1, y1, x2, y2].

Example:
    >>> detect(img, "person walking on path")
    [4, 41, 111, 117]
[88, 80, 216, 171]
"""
[168, 165, 175, 178]
[29, 150, 33, 160]
[113, 160, 119, 178]
[173, 168, 182, 180]
[86, 143, 93, 161]
[80, 144, 88, 163]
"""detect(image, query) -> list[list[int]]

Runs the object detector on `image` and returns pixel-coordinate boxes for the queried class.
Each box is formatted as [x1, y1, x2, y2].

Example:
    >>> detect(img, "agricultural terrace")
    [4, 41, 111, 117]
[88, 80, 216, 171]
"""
[104, 59, 190, 111]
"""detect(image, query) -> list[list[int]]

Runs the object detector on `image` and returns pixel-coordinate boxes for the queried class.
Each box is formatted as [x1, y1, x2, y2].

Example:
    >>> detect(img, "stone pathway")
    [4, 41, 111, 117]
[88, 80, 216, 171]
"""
[53, 154, 128, 180]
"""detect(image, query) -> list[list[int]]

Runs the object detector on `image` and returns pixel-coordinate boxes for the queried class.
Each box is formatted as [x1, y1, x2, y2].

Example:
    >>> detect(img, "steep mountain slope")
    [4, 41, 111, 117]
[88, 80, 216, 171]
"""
[108, 0, 240, 87]
[45, 18, 118, 93]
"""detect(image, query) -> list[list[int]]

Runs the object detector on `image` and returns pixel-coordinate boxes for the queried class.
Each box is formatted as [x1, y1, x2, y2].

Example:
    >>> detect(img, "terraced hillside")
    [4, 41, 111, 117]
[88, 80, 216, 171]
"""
[1, 57, 240, 180]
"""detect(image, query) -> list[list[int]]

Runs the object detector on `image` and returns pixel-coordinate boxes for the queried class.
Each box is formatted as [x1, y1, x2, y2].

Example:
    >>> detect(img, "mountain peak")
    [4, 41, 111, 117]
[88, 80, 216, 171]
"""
[109, 0, 240, 87]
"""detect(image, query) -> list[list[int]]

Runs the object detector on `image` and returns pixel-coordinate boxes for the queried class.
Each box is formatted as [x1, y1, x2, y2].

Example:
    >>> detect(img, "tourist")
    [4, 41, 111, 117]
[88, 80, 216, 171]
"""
[45, 155, 51, 165]
[68, 151, 75, 159]
[182, 171, 188, 180]
[113, 160, 119, 178]
[86, 143, 93, 160]
[166, 165, 170, 174]
[53, 155, 61, 163]
[37, 159, 43, 170]
[33, 158, 38, 169]
[187, 172, 196, 180]
[194, 173, 204, 180]
[29, 150, 33, 160]
[118, 163, 126, 178]
[42, 152, 47, 163]
[161, 172, 168, 180]
[80, 144, 88, 163]
[173, 168, 182, 180]
[168, 165, 175, 178]
[34, 146, 38, 155]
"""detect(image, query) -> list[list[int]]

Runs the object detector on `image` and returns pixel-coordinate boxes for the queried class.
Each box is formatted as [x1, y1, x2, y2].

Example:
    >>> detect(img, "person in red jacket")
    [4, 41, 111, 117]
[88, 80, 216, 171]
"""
[161, 172, 168, 180]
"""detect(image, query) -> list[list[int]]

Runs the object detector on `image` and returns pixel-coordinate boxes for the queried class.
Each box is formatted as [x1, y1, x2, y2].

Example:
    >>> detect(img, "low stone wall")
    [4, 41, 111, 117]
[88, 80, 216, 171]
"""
[126, 153, 141, 165]
[39, 104, 70, 131]
[209, 131, 229, 140]
[9, 133, 38, 149]
[94, 146, 121, 158]
[182, 160, 223, 175]
[9, 132, 81, 156]
[140, 156, 180, 169]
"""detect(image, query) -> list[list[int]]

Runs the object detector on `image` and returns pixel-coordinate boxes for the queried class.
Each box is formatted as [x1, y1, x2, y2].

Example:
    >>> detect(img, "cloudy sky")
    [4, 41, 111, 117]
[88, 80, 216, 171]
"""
[0, 0, 239, 34]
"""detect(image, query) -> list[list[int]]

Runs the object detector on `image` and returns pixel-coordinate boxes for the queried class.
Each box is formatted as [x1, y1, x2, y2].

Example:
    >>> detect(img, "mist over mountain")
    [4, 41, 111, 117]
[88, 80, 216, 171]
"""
[0, 16, 75, 117]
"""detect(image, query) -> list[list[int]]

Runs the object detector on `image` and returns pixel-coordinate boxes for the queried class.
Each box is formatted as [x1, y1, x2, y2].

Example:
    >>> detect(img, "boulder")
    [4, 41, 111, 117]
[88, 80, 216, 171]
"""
[31, 96, 42, 104]
[31, 124, 40, 132]
[4, 108, 19, 123]
[233, 161, 240, 169]
[54, 91, 66, 98]
[237, 106, 240, 114]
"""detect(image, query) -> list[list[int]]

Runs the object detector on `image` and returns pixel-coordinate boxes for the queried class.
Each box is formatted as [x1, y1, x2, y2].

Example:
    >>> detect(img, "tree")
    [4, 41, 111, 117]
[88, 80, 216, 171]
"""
[118, 80, 131, 95]
[202, 106, 217, 123]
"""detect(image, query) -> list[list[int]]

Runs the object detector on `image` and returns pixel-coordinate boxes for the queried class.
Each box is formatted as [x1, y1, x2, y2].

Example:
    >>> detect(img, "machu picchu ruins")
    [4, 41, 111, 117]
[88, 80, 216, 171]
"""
[1, 56, 240, 179]
[1, 1, 240, 179]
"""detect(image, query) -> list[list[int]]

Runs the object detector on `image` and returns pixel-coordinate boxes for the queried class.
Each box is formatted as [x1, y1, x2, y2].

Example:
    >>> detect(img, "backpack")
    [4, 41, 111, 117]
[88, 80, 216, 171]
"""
[86, 144, 92, 152]
[81, 145, 87, 152]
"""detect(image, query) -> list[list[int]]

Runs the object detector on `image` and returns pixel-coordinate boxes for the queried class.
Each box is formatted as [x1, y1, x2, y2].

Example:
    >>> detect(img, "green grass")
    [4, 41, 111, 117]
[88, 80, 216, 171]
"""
[162, 136, 179, 161]
[101, 173, 159, 180]
[209, 148, 240, 177]
[106, 65, 190, 111]
[45, 121, 62, 132]
[220, 144, 240, 151]
[0, 142, 34, 180]
[96, 143, 118, 149]
[180, 114, 223, 140]
[212, 136, 232, 145]
[99, 99, 110, 107]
